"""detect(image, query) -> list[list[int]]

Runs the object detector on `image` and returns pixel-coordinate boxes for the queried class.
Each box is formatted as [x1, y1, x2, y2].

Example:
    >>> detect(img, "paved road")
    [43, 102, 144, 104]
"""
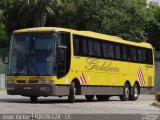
[0, 91, 159, 120]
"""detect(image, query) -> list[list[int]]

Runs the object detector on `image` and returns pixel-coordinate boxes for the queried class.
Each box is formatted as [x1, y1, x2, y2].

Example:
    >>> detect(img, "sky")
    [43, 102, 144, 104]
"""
[155, 0, 160, 3]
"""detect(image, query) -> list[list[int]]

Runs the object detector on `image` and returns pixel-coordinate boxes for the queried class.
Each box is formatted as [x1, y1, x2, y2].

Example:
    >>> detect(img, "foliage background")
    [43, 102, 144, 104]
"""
[0, 0, 160, 50]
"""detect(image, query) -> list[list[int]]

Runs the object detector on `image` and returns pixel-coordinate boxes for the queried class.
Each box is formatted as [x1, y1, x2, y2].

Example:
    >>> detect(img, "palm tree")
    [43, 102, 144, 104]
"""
[17, 0, 61, 27]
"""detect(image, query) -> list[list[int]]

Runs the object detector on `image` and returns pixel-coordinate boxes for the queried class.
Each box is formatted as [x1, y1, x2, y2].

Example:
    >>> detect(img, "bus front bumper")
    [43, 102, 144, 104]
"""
[7, 84, 55, 96]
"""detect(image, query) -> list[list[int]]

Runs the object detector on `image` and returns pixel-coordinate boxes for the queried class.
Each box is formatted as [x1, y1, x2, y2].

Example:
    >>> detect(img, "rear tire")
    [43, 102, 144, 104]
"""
[30, 96, 38, 103]
[85, 95, 94, 101]
[130, 84, 139, 101]
[96, 95, 110, 101]
[119, 83, 130, 101]
[68, 82, 76, 103]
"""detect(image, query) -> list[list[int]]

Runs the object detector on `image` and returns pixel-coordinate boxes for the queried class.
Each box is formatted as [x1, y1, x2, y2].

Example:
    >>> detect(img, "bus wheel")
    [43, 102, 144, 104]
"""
[68, 82, 76, 103]
[119, 83, 130, 101]
[130, 84, 139, 101]
[96, 95, 110, 101]
[85, 95, 94, 101]
[30, 96, 38, 103]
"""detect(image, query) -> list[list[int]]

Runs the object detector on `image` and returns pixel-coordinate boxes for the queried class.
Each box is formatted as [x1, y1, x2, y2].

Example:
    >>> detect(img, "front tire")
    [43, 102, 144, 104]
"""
[119, 83, 130, 101]
[85, 95, 94, 101]
[68, 82, 76, 103]
[130, 84, 139, 101]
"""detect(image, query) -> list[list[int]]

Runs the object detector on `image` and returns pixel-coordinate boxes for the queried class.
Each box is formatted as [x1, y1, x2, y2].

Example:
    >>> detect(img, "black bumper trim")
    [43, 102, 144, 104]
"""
[7, 84, 55, 96]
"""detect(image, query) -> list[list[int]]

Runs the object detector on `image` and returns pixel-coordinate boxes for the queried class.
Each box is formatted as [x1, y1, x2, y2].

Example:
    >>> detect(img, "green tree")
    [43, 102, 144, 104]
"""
[0, 23, 9, 48]
[0, 0, 10, 48]
[2, 0, 160, 50]
[17, 0, 61, 27]
[2, 0, 61, 32]
[1, 0, 21, 34]
[58, 0, 148, 42]
[144, 3, 160, 50]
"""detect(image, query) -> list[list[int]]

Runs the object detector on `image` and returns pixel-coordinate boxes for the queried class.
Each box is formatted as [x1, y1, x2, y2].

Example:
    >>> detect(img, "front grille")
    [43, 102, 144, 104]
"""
[28, 80, 39, 83]
[16, 80, 39, 83]
[16, 80, 26, 83]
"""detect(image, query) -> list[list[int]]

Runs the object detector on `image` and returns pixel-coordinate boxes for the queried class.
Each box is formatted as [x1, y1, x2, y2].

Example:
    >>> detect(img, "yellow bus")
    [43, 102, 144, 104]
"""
[6, 27, 154, 103]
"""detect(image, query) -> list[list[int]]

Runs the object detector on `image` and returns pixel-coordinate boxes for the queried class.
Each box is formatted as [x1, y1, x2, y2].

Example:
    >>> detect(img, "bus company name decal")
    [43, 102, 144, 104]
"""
[85, 58, 120, 72]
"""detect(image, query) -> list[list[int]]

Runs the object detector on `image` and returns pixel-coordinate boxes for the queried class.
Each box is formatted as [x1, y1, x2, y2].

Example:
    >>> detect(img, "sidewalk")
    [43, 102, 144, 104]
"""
[152, 100, 160, 107]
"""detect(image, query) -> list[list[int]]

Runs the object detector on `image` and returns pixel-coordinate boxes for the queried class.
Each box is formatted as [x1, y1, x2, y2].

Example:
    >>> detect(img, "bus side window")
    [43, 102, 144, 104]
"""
[137, 49, 143, 63]
[129, 47, 137, 62]
[122, 45, 128, 61]
[88, 39, 101, 57]
[103, 42, 114, 59]
[108, 43, 114, 59]
[103, 43, 108, 58]
[142, 49, 147, 63]
[88, 40, 93, 56]
[115, 44, 121, 60]
[73, 36, 81, 55]
[147, 49, 153, 64]
[94, 41, 101, 57]
[82, 38, 88, 56]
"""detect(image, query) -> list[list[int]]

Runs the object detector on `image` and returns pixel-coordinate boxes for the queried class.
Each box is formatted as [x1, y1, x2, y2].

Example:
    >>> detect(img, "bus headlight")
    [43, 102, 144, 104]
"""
[7, 80, 15, 84]
[7, 86, 15, 90]
[40, 80, 54, 84]
[40, 87, 49, 91]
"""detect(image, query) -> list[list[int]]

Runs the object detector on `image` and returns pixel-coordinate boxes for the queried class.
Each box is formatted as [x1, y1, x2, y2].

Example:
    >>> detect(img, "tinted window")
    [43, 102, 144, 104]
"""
[115, 44, 121, 59]
[94, 41, 101, 57]
[73, 36, 80, 55]
[122, 46, 128, 60]
[82, 38, 88, 55]
[89, 40, 101, 57]
[147, 49, 153, 64]
[103, 43, 114, 59]
[137, 49, 143, 63]
[73, 35, 153, 65]
[141, 49, 147, 63]
[129, 47, 137, 62]
[59, 33, 67, 46]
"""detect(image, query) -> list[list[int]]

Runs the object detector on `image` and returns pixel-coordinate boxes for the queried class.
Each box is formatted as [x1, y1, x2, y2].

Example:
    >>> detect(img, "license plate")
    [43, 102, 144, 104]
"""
[24, 87, 32, 90]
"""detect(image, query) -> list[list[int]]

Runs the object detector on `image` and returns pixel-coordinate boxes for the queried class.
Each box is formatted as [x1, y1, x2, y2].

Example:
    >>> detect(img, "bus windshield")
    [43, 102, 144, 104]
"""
[9, 33, 57, 75]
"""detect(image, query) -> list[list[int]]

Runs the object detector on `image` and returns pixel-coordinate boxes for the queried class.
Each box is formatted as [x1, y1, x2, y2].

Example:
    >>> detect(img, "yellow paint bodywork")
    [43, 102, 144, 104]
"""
[7, 27, 154, 88]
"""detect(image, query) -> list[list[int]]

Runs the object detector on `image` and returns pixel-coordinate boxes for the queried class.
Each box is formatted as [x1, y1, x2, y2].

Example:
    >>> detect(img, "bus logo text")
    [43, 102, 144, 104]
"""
[85, 58, 120, 72]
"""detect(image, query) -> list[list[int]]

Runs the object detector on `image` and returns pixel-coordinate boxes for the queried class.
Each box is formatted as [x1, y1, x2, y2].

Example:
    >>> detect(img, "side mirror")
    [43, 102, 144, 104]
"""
[4, 57, 9, 64]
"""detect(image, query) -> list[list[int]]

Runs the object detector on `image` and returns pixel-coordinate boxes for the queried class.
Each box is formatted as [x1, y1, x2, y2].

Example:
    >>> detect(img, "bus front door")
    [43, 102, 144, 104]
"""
[56, 46, 67, 78]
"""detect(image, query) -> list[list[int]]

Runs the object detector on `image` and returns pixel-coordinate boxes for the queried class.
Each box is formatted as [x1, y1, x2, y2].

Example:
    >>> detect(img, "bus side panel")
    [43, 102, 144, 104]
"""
[109, 61, 129, 86]
[128, 63, 154, 88]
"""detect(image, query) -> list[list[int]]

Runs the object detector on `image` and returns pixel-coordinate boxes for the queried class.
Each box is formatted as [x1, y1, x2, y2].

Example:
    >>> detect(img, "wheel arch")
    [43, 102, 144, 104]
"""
[125, 80, 131, 88]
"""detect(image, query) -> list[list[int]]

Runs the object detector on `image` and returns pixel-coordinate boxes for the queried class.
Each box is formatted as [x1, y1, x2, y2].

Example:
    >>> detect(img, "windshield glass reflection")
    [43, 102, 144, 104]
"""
[9, 33, 56, 75]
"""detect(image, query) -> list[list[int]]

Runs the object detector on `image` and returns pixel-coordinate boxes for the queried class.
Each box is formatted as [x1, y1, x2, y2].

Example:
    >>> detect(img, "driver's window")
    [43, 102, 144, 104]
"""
[58, 33, 67, 47]
[57, 32, 71, 78]
[57, 49, 65, 63]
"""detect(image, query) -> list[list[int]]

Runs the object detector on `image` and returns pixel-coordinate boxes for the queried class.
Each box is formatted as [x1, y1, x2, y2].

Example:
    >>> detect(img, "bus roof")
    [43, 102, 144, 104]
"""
[13, 27, 153, 49]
